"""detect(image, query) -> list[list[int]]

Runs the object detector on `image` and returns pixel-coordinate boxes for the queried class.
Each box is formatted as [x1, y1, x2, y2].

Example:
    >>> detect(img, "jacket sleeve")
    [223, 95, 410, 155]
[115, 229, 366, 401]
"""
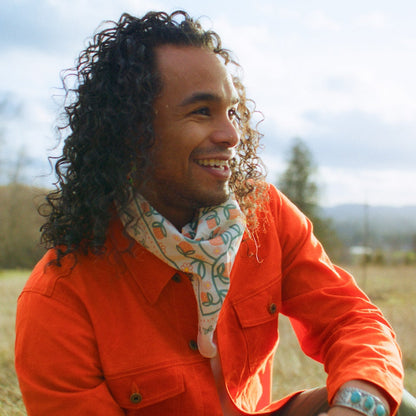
[270, 186, 404, 414]
[15, 289, 125, 416]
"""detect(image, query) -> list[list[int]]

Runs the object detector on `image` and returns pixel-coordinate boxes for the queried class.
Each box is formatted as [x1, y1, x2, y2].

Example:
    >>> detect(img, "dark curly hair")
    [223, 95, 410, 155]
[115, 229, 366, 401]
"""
[40, 10, 266, 263]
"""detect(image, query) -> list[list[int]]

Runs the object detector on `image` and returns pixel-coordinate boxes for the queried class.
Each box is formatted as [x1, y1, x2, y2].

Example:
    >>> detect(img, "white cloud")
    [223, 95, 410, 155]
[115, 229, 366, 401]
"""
[319, 167, 416, 206]
[305, 10, 341, 31]
[354, 11, 389, 29]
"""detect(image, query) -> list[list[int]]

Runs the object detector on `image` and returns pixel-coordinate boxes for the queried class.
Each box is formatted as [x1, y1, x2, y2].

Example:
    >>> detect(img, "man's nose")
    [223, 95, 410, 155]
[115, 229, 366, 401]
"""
[210, 118, 241, 148]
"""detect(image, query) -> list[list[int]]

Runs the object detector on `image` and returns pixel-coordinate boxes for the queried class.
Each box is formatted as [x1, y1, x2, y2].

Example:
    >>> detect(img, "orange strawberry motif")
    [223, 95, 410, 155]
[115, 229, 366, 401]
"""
[177, 241, 195, 255]
[200, 292, 209, 303]
[207, 217, 218, 229]
[140, 202, 150, 214]
[153, 225, 165, 240]
[209, 236, 223, 246]
[222, 262, 231, 277]
[228, 208, 240, 219]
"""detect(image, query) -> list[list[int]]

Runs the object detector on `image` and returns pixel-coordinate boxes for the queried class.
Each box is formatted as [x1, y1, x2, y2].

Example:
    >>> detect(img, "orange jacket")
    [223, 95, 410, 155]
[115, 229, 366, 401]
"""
[15, 185, 403, 415]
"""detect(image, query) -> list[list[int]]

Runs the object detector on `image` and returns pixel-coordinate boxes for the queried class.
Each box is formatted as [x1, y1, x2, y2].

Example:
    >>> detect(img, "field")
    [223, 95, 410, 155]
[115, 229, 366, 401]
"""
[1, 265, 415, 415]
[0, 270, 27, 415]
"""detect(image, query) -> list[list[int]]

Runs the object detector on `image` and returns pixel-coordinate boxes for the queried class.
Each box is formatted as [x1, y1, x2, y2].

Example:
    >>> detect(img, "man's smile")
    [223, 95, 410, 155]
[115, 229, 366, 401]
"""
[195, 159, 230, 171]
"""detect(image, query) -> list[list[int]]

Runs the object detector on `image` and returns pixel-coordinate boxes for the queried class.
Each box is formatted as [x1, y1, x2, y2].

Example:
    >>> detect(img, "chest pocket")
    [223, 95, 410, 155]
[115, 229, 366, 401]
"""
[107, 366, 185, 415]
[231, 280, 281, 371]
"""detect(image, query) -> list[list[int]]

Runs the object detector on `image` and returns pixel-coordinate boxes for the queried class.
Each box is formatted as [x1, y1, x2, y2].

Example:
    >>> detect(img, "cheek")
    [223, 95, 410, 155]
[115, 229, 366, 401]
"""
[152, 125, 203, 171]
[150, 147, 190, 181]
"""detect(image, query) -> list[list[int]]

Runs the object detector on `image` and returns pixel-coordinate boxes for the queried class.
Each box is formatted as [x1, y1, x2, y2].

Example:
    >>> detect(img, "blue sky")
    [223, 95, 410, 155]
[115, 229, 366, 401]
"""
[1, 0, 416, 206]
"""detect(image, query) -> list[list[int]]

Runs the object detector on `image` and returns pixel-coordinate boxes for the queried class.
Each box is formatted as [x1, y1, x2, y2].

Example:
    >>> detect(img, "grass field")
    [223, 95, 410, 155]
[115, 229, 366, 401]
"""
[1, 265, 415, 415]
[0, 270, 27, 415]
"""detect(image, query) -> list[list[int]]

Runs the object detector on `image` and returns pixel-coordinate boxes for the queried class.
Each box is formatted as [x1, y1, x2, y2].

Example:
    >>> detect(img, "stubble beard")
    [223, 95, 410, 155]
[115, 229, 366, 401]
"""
[185, 182, 231, 211]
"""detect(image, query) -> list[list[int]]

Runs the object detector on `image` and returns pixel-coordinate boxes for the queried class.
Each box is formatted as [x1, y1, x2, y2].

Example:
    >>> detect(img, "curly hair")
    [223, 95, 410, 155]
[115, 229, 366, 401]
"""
[40, 10, 266, 263]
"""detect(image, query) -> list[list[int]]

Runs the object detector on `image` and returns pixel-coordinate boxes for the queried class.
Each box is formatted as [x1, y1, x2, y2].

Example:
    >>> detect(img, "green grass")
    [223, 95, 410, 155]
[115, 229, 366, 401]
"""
[1, 266, 415, 414]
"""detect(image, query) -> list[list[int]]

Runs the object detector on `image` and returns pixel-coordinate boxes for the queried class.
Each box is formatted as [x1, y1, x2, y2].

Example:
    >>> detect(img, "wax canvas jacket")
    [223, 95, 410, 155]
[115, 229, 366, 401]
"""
[15, 185, 403, 415]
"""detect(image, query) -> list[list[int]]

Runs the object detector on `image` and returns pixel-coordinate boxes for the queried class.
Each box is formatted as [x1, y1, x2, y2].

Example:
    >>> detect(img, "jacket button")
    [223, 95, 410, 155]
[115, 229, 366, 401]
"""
[188, 340, 198, 351]
[172, 273, 182, 283]
[130, 392, 142, 404]
[268, 303, 277, 314]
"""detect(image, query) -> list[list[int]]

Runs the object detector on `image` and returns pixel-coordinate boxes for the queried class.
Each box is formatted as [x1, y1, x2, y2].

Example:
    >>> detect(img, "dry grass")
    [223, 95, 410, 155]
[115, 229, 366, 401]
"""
[0, 270, 28, 415]
[1, 266, 415, 414]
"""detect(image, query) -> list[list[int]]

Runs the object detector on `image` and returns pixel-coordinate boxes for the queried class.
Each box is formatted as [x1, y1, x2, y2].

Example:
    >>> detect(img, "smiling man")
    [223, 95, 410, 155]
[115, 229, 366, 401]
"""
[15, 10, 413, 416]
[142, 45, 241, 228]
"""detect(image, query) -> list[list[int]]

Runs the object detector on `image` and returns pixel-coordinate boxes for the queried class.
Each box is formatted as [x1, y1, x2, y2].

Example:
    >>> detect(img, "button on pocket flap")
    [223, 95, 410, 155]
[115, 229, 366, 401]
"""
[233, 282, 280, 328]
[108, 366, 185, 410]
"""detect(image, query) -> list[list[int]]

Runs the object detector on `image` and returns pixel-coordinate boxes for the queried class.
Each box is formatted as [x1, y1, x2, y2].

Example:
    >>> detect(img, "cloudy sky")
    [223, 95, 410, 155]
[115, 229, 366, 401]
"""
[1, 0, 416, 206]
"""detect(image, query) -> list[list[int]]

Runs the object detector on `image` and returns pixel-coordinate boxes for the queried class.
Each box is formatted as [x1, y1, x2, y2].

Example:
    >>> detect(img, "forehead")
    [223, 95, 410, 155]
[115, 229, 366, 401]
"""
[154, 45, 237, 102]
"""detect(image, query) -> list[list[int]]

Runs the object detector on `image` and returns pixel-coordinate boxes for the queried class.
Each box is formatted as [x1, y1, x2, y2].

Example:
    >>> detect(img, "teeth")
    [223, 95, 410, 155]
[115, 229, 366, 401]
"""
[196, 159, 228, 169]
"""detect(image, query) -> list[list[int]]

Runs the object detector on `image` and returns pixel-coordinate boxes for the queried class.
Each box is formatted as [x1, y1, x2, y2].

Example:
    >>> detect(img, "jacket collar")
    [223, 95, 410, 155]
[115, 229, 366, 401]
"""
[108, 218, 176, 305]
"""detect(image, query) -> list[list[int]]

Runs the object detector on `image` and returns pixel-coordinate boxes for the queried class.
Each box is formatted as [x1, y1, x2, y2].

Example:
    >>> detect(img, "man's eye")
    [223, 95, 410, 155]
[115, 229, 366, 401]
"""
[192, 107, 210, 116]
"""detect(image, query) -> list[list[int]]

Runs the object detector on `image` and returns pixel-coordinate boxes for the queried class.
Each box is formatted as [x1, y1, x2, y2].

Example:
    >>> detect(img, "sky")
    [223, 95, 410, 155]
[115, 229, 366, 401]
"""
[1, 0, 416, 206]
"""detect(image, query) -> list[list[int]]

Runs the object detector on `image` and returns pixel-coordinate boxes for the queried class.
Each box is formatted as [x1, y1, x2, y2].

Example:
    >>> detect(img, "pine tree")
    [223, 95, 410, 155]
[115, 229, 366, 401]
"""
[277, 138, 345, 261]
[278, 138, 319, 219]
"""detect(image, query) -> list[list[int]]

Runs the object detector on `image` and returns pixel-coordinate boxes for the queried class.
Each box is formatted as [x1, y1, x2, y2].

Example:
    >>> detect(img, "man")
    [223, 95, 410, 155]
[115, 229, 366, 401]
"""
[15, 10, 412, 416]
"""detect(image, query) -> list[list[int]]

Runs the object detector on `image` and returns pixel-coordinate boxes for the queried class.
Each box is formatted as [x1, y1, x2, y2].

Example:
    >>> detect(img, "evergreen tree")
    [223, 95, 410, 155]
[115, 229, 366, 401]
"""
[278, 138, 319, 219]
[277, 138, 345, 261]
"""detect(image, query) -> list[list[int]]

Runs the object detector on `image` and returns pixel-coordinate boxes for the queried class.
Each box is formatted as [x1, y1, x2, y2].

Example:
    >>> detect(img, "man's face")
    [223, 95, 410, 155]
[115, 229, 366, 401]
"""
[139, 45, 241, 228]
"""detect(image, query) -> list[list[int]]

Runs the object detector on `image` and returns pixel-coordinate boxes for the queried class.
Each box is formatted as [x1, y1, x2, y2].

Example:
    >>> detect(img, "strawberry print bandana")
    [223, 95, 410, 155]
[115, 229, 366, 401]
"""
[121, 193, 246, 358]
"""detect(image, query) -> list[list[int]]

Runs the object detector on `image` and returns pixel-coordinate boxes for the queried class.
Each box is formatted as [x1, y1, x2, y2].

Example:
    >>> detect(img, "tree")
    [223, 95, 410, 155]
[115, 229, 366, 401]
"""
[0, 184, 46, 269]
[278, 138, 319, 219]
[277, 138, 345, 261]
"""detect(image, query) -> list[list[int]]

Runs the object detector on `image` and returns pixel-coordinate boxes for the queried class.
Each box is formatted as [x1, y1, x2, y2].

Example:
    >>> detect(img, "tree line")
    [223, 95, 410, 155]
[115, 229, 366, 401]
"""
[0, 183, 46, 269]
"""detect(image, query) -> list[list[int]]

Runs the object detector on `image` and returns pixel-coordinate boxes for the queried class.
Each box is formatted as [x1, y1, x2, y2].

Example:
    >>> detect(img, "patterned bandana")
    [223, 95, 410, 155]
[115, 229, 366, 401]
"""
[121, 194, 246, 358]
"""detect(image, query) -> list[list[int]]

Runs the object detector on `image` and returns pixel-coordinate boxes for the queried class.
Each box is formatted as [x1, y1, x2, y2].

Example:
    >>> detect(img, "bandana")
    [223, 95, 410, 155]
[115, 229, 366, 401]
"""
[121, 194, 246, 358]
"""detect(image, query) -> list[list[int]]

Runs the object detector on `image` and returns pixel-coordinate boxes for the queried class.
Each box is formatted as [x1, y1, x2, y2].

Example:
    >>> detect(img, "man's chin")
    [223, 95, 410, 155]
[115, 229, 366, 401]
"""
[193, 189, 230, 209]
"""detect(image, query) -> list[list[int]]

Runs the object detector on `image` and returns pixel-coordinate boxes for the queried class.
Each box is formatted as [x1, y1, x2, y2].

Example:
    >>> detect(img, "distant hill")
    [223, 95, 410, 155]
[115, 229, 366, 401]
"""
[321, 204, 416, 250]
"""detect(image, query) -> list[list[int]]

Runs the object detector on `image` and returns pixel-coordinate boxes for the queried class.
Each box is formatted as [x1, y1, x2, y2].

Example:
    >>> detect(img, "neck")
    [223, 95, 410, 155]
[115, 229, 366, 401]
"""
[159, 208, 195, 231]
[138, 190, 196, 230]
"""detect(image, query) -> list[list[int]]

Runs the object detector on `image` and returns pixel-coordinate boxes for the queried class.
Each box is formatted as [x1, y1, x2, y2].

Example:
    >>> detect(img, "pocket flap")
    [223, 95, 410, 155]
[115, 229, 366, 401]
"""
[232, 281, 280, 327]
[108, 366, 185, 410]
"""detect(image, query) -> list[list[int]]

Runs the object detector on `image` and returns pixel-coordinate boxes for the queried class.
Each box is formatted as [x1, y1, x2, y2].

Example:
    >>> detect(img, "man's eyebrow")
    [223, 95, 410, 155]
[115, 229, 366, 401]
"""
[179, 92, 239, 107]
